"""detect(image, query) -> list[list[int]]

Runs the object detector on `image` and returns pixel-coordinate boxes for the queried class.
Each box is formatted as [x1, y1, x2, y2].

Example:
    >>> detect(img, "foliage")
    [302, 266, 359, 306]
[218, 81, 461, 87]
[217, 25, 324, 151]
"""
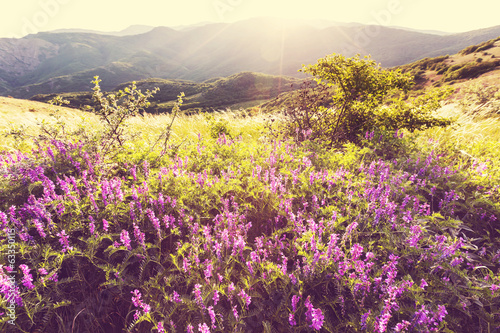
[269, 54, 452, 146]
[1, 76, 500, 333]
[443, 61, 500, 82]
[460, 37, 500, 55]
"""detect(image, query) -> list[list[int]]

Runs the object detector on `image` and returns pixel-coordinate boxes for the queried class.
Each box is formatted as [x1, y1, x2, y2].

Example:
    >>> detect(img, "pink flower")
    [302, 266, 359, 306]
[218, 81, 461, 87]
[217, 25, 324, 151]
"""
[289, 313, 297, 326]
[120, 230, 131, 250]
[198, 322, 210, 333]
[194, 284, 204, 309]
[19, 264, 35, 290]
[310, 308, 324, 330]
[212, 290, 219, 305]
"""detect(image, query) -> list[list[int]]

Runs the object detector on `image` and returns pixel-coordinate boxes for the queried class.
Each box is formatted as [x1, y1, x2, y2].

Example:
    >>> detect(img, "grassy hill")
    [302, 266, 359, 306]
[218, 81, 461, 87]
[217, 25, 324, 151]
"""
[30, 72, 301, 113]
[397, 37, 500, 88]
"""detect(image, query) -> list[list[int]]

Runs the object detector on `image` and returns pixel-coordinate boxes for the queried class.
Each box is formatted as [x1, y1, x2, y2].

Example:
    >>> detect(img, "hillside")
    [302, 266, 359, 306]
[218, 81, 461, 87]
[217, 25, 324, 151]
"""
[30, 72, 301, 113]
[261, 37, 500, 112]
[397, 37, 500, 89]
[2, 18, 500, 98]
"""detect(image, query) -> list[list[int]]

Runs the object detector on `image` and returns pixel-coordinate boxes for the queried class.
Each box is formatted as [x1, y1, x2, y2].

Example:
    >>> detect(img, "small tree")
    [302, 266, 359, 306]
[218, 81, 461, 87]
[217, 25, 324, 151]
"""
[90, 76, 158, 155]
[274, 54, 452, 146]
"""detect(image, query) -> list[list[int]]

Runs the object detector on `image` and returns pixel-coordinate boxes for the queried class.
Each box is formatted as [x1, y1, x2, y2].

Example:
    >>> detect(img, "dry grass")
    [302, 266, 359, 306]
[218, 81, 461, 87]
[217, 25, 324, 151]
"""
[127, 109, 270, 144]
[416, 103, 500, 161]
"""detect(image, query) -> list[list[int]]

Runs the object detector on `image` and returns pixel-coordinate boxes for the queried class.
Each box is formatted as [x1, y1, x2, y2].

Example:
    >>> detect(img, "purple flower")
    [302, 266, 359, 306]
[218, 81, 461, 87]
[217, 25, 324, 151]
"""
[133, 223, 146, 249]
[102, 219, 109, 232]
[19, 264, 35, 290]
[120, 230, 131, 250]
[198, 322, 210, 333]
[212, 290, 219, 305]
[394, 320, 410, 332]
[131, 289, 142, 307]
[194, 284, 204, 309]
[57, 230, 73, 253]
[351, 243, 364, 260]
[187, 324, 194, 333]
[238, 289, 251, 310]
[172, 290, 182, 303]
[157, 321, 165, 333]
[361, 310, 371, 330]
[0, 266, 23, 306]
[33, 219, 46, 238]
[292, 295, 300, 312]
[420, 278, 428, 289]
[490, 284, 499, 295]
[232, 305, 239, 321]
[289, 313, 297, 326]
[436, 305, 447, 321]
[310, 308, 324, 330]
[207, 305, 216, 328]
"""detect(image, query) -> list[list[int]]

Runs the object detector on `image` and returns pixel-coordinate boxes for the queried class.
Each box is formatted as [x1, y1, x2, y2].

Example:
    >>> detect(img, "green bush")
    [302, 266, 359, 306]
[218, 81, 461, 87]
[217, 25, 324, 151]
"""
[270, 54, 452, 146]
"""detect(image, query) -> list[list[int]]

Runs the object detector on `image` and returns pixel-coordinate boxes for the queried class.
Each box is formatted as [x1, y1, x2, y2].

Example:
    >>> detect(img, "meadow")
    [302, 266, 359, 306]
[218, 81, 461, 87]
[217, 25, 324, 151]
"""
[0, 61, 500, 333]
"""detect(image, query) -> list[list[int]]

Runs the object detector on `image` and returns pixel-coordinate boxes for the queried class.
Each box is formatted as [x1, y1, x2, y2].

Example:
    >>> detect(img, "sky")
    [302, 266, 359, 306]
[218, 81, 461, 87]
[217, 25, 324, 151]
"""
[1, 0, 499, 38]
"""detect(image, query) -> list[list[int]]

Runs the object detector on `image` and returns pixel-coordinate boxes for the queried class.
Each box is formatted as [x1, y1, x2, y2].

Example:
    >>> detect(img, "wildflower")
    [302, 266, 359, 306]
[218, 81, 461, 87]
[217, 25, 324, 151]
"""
[394, 320, 411, 332]
[198, 322, 210, 333]
[360, 310, 371, 330]
[351, 243, 364, 260]
[450, 257, 463, 267]
[213, 290, 219, 305]
[238, 289, 251, 310]
[491, 284, 500, 295]
[0, 266, 23, 306]
[204, 261, 213, 281]
[172, 290, 182, 303]
[57, 230, 73, 253]
[187, 324, 194, 333]
[33, 219, 46, 238]
[207, 306, 216, 329]
[292, 295, 300, 312]
[194, 284, 204, 309]
[310, 308, 324, 330]
[289, 313, 297, 326]
[436, 305, 447, 321]
[420, 278, 428, 289]
[120, 230, 132, 250]
[131, 289, 150, 313]
[102, 219, 109, 232]
[157, 321, 165, 333]
[232, 305, 239, 321]
[19, 264, 35, 290]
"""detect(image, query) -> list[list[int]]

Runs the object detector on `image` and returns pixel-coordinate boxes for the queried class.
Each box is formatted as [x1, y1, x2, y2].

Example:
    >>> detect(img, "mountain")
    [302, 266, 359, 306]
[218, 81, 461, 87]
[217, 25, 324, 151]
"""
[2, 18, 500, 98]
[47, 25, 155, 36]
[30, 71, 301, 113]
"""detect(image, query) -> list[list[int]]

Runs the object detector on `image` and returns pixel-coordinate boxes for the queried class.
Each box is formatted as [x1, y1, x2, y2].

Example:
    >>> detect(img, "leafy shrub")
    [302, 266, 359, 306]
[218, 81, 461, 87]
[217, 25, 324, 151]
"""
[270, 54, 452, 146]
[205, 113, 234, 139]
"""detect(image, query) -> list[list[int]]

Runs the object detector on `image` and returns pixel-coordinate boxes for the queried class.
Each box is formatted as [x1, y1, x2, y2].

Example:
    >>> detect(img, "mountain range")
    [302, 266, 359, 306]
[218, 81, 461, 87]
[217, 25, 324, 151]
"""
[1, 18, 500, 99]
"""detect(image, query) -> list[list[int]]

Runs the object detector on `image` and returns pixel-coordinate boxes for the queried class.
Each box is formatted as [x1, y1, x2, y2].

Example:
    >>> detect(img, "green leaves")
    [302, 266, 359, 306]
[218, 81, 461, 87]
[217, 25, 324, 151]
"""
[274, 53, 453, 146]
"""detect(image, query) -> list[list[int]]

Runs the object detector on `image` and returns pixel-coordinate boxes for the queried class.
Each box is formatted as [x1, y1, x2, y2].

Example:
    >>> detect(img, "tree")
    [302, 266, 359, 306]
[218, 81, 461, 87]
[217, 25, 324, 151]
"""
[274, 54, 452, 146]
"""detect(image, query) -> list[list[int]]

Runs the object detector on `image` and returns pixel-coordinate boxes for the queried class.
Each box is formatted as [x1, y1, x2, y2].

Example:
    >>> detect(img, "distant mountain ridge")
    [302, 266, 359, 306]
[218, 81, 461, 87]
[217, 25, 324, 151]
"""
[1, 18, 500, 98]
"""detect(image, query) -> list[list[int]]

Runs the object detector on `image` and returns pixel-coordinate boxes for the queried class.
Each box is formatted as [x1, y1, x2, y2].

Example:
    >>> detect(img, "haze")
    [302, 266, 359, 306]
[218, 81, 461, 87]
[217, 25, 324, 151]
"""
[1, 0, 500, 38]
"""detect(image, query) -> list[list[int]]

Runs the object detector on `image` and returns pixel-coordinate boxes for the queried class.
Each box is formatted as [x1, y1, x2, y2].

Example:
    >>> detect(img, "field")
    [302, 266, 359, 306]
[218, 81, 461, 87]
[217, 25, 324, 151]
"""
[0, 67, 500, 333]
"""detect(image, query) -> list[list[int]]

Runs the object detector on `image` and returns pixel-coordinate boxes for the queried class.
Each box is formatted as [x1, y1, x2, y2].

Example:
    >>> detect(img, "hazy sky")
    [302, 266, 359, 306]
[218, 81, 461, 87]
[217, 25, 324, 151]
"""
[1, 0, 499, 38]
